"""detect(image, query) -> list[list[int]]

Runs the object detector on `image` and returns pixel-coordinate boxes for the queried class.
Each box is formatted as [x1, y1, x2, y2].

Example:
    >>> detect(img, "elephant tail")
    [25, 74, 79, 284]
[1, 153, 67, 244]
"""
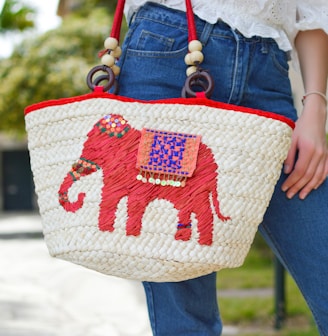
[212, 186, 230, 221]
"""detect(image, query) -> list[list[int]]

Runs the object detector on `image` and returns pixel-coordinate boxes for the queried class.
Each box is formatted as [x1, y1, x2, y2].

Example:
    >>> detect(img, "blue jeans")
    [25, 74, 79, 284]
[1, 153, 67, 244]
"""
[117, 3, 328, 335]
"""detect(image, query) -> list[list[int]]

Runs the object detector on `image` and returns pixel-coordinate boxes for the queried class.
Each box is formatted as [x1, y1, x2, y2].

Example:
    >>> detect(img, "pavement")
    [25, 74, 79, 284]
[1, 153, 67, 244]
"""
[0, 212, 242, 336]
[0, 213, 152, 336]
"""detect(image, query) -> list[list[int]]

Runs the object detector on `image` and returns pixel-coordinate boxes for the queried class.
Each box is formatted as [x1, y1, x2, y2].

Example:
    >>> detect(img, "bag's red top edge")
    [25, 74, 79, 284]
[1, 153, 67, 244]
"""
[24, 91, 295, 129]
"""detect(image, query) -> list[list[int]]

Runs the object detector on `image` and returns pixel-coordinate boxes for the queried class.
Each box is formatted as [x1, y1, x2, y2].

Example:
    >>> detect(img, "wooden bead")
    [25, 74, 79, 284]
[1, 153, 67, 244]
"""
[188, 40, 202, 52]
[104, 37, 118, 50]
[110, 46, 122, 58]
[101, 54, 115, 67]
[190, 50, 204, 64]
[112, 64, 121, 76]
[184, 53, 193, 66]
[184, 51, 204, 66]
[186, 65, 197, 77]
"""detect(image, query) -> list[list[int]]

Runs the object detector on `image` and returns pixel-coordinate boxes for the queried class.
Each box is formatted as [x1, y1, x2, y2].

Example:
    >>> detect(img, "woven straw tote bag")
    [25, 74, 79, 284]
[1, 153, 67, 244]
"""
[24, 0, 294, 282]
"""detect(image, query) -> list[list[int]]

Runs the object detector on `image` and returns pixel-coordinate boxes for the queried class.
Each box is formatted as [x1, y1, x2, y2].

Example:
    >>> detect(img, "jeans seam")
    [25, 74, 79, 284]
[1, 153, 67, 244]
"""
[143, 282, 157, 335]
[228, 29, 240, 103]
[199, 22, 214, 46]
[269, 46, 289, 76]
[242, 43, 256, 105]
[116, 16, 136, 85]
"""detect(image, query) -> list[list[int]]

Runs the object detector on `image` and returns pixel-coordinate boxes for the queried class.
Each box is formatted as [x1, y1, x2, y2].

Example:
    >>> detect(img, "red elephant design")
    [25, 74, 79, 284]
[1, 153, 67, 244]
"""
[58, 114, 230, 245]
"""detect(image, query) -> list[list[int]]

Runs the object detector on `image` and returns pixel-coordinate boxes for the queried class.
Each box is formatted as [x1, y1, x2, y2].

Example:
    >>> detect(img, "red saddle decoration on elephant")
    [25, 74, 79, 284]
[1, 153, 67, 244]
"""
[136, 128, 201, 187]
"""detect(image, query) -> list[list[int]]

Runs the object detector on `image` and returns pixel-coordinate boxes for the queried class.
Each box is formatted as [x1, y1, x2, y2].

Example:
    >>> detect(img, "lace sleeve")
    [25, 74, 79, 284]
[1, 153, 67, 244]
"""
[296, 1, 328, 33]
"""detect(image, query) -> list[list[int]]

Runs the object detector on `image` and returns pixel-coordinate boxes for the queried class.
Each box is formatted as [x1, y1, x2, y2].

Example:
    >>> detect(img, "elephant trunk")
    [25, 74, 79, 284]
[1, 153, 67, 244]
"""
[58, 158, 100, 213]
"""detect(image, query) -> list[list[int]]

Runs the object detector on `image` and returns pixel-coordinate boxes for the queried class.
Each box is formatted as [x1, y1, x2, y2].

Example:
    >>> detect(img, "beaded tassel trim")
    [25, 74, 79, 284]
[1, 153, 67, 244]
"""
[136, 128, 201, 187]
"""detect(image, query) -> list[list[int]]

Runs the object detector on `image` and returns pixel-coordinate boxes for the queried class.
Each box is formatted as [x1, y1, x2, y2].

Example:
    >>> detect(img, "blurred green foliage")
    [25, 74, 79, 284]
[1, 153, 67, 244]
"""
[0, 1, 120, 135]
[0, 0, 36, 32]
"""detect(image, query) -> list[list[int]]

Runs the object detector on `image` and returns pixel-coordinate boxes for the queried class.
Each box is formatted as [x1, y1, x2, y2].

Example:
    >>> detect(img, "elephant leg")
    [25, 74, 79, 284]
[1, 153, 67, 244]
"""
[98, 185, 125, 232]
[98, 202, 119, 232]
[195, 197, 214, 246]
[175, 209, 192, 242]
[125, 196, 148, 236]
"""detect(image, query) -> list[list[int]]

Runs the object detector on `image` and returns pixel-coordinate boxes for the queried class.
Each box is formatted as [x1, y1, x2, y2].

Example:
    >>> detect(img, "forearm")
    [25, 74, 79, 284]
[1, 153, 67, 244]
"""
[295, 29, 328, 104]
[282, 29, 328, 199]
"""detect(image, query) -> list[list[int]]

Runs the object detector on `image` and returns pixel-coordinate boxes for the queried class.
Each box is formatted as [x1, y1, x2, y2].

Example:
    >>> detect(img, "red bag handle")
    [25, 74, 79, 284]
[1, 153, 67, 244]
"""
[109, 0, 197, 43]
[87, 0, 214, 98]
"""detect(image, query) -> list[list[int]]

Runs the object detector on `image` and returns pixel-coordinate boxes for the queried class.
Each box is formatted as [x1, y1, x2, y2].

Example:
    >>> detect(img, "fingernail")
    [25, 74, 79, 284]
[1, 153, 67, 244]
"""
[286, 192, 294, 199]
[299, 192, 307, 200]
[283, 164, 290, 174]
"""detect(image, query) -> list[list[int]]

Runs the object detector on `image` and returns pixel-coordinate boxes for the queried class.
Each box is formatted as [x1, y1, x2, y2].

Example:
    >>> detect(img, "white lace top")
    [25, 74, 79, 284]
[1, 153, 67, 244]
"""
[125, 0, 328, 52]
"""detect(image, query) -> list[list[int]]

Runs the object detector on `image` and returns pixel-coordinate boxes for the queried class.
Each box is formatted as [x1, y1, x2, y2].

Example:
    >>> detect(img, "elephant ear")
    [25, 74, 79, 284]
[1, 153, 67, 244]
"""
[136, 128, 201, 187]
[95, 114, 131, 138]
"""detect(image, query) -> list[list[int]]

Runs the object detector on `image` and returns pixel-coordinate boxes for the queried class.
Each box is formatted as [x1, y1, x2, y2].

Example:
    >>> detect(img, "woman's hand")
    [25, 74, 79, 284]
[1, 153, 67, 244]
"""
[282, 29, 328, 199]
[282, 97, 328, 199]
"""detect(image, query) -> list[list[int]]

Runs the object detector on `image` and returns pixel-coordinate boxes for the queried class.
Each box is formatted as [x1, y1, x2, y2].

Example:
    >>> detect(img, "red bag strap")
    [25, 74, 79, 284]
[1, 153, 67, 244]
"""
[87, 0, 214, 98]
[109, 0, 198, 43]
[185, 0, 198, 42]
[110, 0, 126, 41]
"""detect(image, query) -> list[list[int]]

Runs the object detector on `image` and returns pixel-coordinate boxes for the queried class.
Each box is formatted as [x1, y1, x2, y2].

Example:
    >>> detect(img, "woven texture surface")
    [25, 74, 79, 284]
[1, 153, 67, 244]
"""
[25, 95, 293, 281]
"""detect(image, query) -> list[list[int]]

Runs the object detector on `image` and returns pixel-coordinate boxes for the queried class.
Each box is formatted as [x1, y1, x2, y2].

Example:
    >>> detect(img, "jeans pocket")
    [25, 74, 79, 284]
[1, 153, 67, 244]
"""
[269, 44, 289, 76]
[124, 16, 188, 58]
[117, 23, 188, 99]
[136, 30, 175, 52]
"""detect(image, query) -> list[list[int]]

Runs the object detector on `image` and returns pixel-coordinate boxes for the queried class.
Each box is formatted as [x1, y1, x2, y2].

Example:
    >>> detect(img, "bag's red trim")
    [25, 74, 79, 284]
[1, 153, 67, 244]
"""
[24, 91, 295, 129]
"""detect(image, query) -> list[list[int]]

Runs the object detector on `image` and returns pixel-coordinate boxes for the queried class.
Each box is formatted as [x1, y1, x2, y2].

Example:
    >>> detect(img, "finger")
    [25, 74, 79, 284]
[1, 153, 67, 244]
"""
[299, 159, 326, 199]
[282, 148, 314, 195]
[283, 136, 297, 174]
[288, 148, 326, 199]
[283, 148, 320, 198]
[314, 154, 328, 190]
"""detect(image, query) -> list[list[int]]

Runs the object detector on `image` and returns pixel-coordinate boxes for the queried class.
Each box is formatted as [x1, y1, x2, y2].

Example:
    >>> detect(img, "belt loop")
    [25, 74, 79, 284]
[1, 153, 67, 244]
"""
[261, 40, 269, 54]
[126, 9, 137, 26]
[199, 22, 214, 46]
